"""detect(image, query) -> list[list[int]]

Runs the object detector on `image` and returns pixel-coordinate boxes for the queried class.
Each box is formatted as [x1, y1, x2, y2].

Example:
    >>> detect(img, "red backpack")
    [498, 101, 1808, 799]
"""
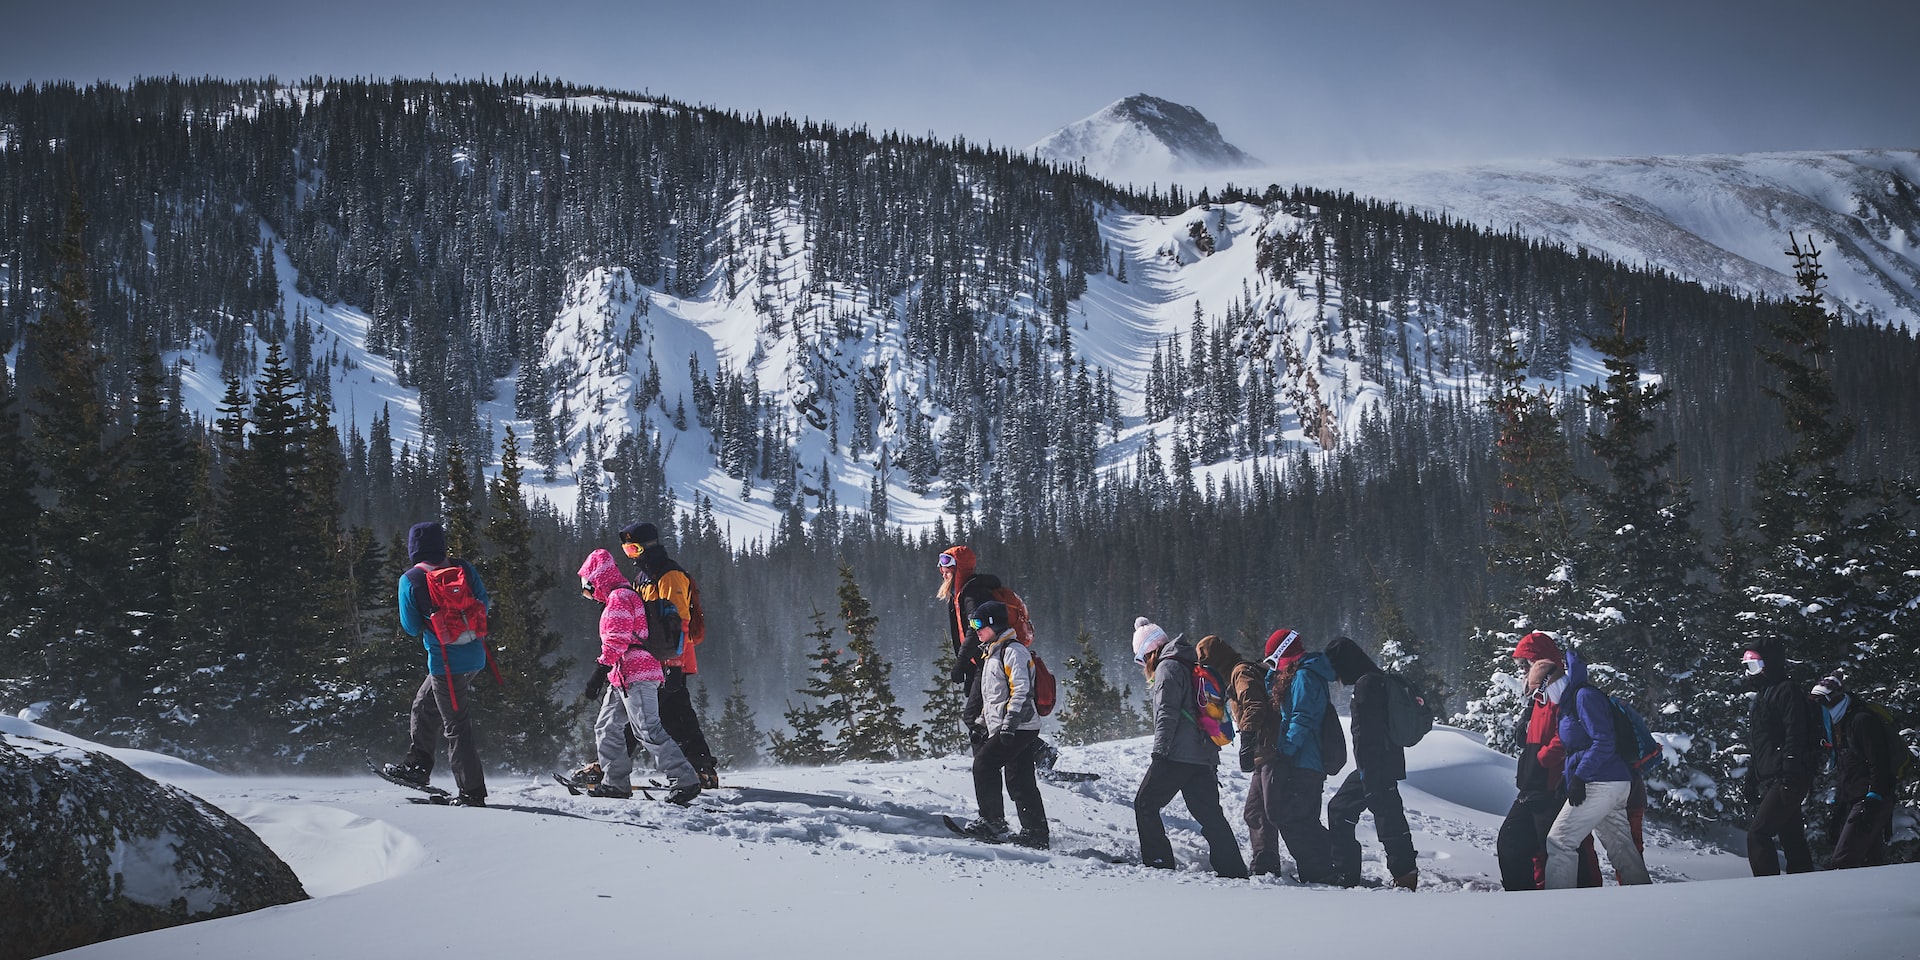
[420, 562, 489, 644]
[1031, 652, 1057, 717]
[990, 586, 1036, 648]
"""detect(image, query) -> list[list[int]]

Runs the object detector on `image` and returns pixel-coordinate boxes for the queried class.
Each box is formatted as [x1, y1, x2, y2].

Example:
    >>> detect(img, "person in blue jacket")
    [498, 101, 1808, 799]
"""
[379, 521, 493, 807]
[1261, 629, 1341, 884]
[1542, 648, 1650, 886]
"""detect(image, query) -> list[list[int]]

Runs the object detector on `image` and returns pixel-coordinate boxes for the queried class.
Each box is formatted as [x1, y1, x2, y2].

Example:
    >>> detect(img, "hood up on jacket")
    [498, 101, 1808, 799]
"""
[939, 545, 978, 585]
[1564, 647, 1592, 691]
[578, 549, 629, 604]
[1324, 636, 1380, 686]
[1744, 637, 1792, 689]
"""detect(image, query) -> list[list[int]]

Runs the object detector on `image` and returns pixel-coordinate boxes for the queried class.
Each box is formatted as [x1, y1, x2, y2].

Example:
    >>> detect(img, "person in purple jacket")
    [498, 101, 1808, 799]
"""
[1542, 648, 1651, 887]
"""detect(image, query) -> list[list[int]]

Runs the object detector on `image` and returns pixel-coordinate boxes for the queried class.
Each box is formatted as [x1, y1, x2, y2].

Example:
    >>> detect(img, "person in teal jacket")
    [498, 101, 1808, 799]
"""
[380, 521, 493, 806]
[1257, 629, 1342, 884]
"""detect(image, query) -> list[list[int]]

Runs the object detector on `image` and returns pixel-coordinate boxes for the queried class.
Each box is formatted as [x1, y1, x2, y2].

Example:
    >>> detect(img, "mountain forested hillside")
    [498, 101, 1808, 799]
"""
[1, 77, 1915, 842]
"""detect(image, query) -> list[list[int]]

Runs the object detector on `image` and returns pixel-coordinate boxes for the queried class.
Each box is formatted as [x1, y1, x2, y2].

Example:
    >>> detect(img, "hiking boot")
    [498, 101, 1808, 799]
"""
[666, 783, 702, 806]
[585, 782, 633, 799]
[569, 762, 604, 786]
[1006, 828, 1050, 850]
[452, 793, 487, 808]
[697, 766, 721, 789]
[1392, 869, 1420, 890]
[962, 817, 1009, 840]
[380, 761, 431, 788]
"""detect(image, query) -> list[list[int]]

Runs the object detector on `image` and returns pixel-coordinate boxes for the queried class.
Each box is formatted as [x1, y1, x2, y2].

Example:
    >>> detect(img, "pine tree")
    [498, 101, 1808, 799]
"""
[0, 362, 41, 632]
[713, 669, 764, 770]
[1572, 304, 1717, 825]
[480, 425, 570, 770]
[768, 608, 850, 765]
[18, 184, 130, 737]
[835, 561, 921, 761]
[1055, 628, 1138, 745]
[919, 640, 972, 756]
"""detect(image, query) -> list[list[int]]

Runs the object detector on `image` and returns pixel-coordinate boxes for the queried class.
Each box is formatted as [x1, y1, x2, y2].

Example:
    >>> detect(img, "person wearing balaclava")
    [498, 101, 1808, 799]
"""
[1811, 674, 1901, 869]
[620, 521, 718, 788]
[1740, 640, 1817, 875]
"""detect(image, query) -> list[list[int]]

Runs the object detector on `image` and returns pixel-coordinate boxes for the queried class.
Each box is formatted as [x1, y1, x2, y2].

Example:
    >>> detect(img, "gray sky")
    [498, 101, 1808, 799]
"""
[4, 0, 1914, 167]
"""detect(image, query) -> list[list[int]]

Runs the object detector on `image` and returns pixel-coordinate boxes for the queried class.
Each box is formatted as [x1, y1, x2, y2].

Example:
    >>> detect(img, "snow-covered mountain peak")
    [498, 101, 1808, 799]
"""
[1031, 94, 1260, 185]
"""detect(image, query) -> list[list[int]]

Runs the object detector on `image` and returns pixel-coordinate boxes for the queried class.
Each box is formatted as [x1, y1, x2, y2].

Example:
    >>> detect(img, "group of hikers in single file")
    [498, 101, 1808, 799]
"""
[378, 527, 1911, 885]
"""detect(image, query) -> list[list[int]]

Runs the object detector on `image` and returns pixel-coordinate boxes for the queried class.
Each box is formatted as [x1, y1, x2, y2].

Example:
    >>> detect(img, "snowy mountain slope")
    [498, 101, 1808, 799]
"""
[1232, 150, 1920, 330]
[1031, 94, 1262, 185]
[12, 715, 1918, 959]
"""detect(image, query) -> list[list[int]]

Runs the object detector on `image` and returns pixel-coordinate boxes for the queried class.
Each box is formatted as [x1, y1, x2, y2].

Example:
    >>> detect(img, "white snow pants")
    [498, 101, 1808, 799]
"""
[1544, 778, 1651, 887]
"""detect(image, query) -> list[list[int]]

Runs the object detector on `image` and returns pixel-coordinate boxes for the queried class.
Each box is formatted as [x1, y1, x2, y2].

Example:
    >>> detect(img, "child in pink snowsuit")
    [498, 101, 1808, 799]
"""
[578, 549, 699, 802]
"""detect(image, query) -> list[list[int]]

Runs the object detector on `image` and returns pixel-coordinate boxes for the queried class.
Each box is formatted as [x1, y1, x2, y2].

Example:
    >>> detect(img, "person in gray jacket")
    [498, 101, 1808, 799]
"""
[1131, 622, 1250, 878]
[963, 600, 1049, 848]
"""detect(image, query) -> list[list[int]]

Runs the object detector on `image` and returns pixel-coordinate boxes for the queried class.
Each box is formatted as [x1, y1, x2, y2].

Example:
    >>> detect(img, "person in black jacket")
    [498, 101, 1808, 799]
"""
[1741, 641, 1816, 875]
[1810, 675, 1900, 870]
[1324, 636, 1418, 889]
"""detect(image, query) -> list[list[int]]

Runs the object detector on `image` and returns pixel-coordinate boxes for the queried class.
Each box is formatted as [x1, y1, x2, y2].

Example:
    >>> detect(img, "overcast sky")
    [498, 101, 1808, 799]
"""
[4, 0, 1914, 168]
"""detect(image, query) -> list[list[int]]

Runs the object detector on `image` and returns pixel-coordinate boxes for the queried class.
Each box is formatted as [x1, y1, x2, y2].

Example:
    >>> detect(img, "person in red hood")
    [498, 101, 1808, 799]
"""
[937, 546, 1007, 754]
[1493, 631, 1602, 890]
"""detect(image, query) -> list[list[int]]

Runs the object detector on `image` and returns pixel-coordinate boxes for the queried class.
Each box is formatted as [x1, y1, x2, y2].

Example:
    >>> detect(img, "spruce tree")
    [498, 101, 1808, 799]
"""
[835, 561, 921, 761]
[19, 184, 130, 738]
[1056, 628, 1137, 745]
[919, 640, 971, 757]
[768, 608, 849, 765]
[480, 426, 570, 770]
[713, 669, 764, 770]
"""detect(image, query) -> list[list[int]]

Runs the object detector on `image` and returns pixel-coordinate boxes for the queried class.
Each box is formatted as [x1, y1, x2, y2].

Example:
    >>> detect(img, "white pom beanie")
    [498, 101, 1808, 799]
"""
[1132, 617, 1169, 663]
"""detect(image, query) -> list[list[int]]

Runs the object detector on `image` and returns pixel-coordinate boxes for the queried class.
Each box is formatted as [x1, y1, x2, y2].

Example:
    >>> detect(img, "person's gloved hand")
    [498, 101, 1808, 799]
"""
[1566, 776, 1587, 806]
[1238, 740, 1257, 773]
[585, 662, 612, 699]
[997, 729, 1018, 749]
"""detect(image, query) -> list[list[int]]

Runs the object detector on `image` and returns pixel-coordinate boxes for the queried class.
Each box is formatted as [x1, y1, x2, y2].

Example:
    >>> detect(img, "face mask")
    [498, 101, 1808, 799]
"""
[1543, 675, 1569, 704]
[1825, 696, 1849, 724]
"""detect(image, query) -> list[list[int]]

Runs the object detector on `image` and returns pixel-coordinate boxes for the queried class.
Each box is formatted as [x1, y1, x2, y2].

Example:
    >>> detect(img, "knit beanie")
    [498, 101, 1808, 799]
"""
[1513, 630, 1562, 664]
[1132, 617, 1169, 663]
[972, 600, 1010, 634]
[620, 521, 661, 547]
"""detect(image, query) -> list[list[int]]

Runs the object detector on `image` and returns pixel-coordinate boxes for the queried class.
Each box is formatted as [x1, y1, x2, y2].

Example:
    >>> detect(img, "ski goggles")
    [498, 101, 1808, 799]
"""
[622, 541, 645, 559]
[938, 553, 958, 568]
[1742, 651, 1765, 676]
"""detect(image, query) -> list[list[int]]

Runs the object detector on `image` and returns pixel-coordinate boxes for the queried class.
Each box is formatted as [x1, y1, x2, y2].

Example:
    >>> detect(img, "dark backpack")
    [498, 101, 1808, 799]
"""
[1607, 694, 1662, 774]
[416, 561, 488, 644]
[1860, 701, 1918, 787]
[1381, 673, 1435, 748]
[1319, 687, 1348, 774]
[635, 593, 684, 661]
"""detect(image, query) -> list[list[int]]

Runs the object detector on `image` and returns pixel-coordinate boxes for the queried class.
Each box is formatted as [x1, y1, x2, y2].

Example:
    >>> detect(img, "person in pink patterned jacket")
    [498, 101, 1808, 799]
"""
[577, 549, 701, 805]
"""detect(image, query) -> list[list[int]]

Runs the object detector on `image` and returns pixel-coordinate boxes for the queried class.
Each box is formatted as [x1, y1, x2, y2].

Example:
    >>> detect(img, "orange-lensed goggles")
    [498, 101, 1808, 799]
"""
[622, 542, 644, 559]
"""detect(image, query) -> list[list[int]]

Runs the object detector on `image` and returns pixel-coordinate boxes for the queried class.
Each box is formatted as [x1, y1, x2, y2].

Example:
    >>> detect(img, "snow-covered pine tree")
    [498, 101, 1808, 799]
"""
[1571, 304, 1720, 826]
[919, 640, 972, 757]
[1455, 335, 1583, 750]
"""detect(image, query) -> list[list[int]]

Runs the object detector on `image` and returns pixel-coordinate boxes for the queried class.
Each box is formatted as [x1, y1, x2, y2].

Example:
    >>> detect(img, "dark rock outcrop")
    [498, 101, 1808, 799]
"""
[0, 734, 308, 960]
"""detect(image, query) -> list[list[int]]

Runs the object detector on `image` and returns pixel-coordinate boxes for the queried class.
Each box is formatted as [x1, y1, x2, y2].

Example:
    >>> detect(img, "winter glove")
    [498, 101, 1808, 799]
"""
[1238, 739, 1257, 773]
[1566, 777, 1587, 806]
[585, 662, 612, 699]
[950, 639, 983, 683]
[997, 729, 1018, 748]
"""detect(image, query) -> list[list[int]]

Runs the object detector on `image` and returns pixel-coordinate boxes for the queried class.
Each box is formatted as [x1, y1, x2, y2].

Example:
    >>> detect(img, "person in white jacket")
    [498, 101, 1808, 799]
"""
[964, 600, 1049, 848]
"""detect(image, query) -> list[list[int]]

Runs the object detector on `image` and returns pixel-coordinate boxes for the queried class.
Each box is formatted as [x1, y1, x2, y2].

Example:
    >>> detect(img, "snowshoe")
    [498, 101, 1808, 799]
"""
[568, 761, 604, 786]
[665, 783, 702, 806]
[371, 757, 448, 798]
[1005, 828, 1050, 850]
[943, 814, 1009, 842]
[585, 782, 634, 799]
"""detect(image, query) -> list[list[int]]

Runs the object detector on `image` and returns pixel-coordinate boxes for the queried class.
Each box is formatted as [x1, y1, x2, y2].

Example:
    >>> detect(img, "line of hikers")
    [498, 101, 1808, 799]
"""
[942, 548, 1911, 886]
[379, 519, 718, 808]
[377, 526, 1906, 881]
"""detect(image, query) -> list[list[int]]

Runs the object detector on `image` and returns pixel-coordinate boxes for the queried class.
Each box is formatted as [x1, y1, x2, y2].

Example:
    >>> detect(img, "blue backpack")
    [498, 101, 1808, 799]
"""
[1607, 694, 1661, 774]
